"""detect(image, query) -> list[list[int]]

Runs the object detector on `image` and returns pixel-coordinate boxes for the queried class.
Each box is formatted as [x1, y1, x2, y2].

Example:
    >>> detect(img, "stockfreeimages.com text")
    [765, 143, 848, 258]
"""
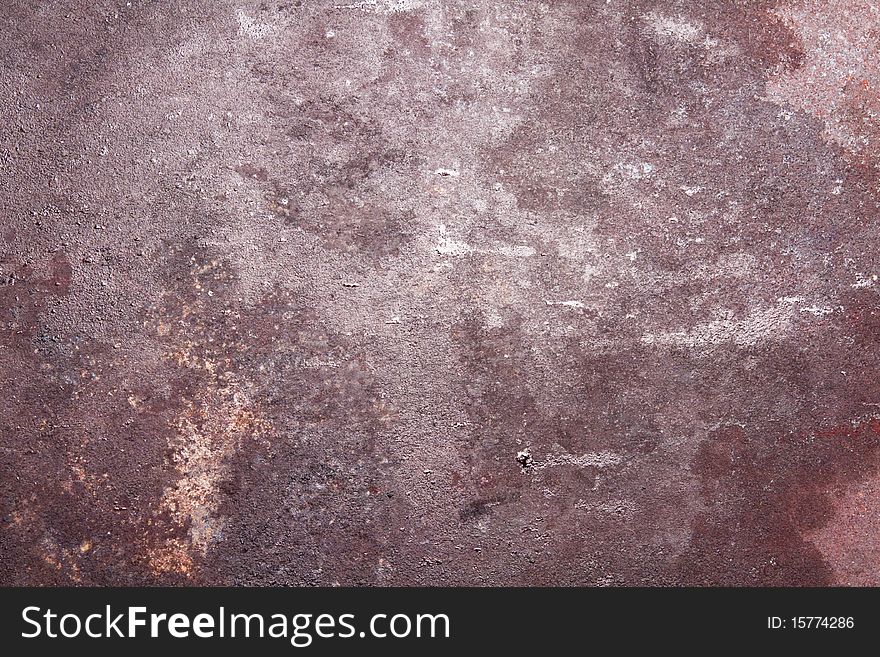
[22, 606, 450, 647]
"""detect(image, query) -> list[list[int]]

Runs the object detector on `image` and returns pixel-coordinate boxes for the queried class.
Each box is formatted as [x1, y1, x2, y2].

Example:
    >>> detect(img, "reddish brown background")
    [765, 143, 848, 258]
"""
[2, 0, 880, 586]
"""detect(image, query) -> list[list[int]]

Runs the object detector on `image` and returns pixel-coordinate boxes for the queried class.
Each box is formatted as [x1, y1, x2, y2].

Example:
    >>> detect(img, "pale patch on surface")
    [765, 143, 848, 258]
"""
[237, 10, 273, 40]
[643, 11, 737, 61]
[535, 449, 623, 470]
[436, 224, 473, 256]
[765, 1, 880, 163]
[483, 308, 505, 328]
[497, 244, 536, 258]
[644, 12, 703, 44]
[599, 160, 657, 196]
[544, 299, 585, 309]
[778, 296, 837, 317]
[800, 305, 835, 317]
[335, 0, 425, 14]
[852, 274, 878, 288]
[435, 224, 535, 258]
[641, 304, 794, 349]
[575, 498, 637, 518]
[158, 386, 271, 562]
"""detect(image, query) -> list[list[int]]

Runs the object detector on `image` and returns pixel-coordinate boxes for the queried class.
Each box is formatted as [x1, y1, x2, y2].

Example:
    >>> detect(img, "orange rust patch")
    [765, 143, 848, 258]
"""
[158, 385, 271, 558]
[143, 256, 274, 576]
[147, 537, 195, 577]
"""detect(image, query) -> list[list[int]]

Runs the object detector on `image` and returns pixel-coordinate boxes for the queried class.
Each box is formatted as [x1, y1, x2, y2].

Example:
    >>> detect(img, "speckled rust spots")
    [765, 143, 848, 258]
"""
[155, 386, 271, 574]
[39, 534, 83, 583]
[143, 253, 274, 576]
[147, 538, 195, 577]
[137, 245, 396, 578]
[684, 419, 880, 585]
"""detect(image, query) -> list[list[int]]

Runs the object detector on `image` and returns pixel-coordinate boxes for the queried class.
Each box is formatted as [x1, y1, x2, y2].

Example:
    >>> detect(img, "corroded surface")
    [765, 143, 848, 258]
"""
[2, 0, 880, 586]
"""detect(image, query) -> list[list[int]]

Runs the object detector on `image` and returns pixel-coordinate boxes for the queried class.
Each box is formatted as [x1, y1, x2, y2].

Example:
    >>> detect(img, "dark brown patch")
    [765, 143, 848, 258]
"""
[681, 420, 880, 585]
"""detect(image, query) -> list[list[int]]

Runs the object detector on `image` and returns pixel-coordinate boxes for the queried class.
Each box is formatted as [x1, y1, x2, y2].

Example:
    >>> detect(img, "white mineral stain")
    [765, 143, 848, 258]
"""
[645, 12, 703, 43]
[544, 300, 586, 309]
[497, 244, 536, 257]
[236, 10, 273, 40]
[435, 224, 472, 256]
[800, 305, 835, 316]
[643, 11, 738, 62]
[641, 304, 793, 349]
[335, 0, 424, 13]
[536, 450, 623, 470]
[852, 274, 877, 288]
[435, 225, 534, 258]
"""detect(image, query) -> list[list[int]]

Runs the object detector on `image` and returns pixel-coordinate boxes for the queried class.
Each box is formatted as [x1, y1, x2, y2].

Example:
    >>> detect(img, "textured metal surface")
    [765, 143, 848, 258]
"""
[2, 0, 880, 586]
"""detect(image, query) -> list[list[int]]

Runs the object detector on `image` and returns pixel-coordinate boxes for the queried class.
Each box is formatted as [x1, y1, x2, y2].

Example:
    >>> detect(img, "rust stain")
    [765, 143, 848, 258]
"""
[148, 537, 196, 577]
[156, 386, 271, 570]
[143, 258, 274, 575]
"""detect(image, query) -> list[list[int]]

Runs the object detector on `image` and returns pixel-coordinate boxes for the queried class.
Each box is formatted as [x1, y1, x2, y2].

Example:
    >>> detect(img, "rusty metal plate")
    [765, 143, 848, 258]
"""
[2, 0, 879, 586]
